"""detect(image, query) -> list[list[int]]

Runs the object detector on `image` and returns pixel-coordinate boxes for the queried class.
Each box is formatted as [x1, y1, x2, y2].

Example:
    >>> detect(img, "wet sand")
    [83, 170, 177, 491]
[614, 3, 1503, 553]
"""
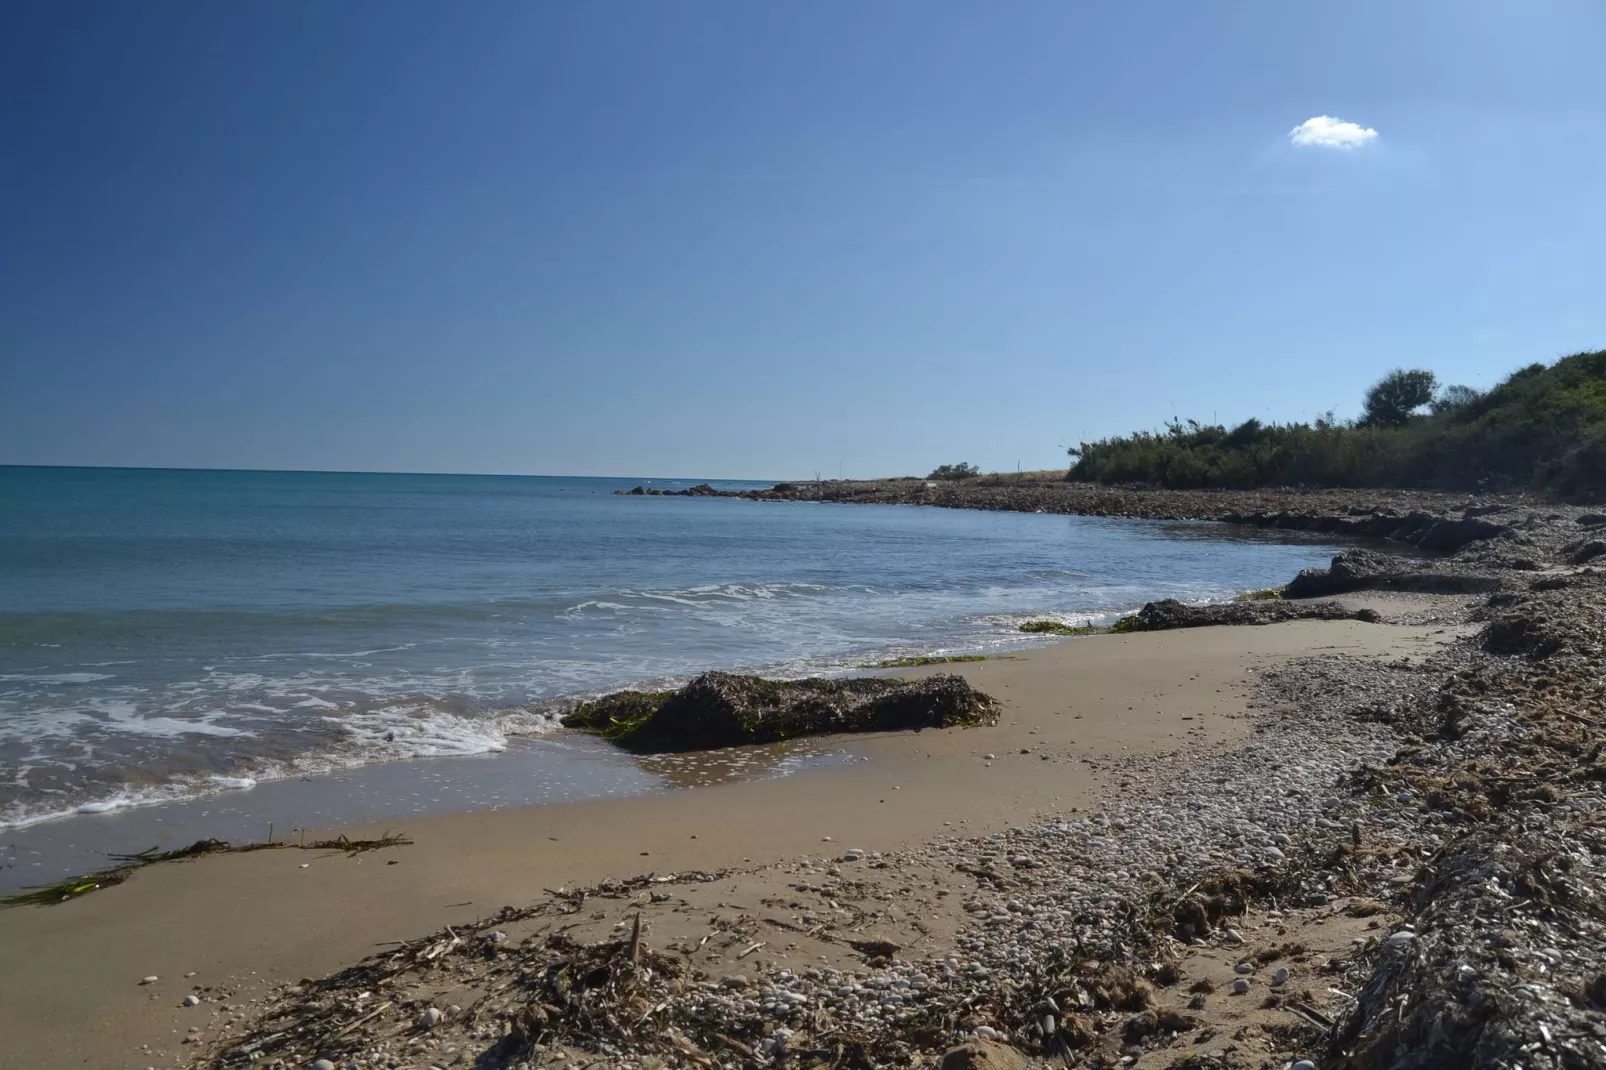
[0, 616, 1459, 1069]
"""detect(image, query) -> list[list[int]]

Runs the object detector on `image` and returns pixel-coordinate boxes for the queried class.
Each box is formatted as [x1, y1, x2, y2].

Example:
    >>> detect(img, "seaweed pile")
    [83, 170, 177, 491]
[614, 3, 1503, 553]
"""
[1331, 569, 1606, 1068]
[563, 671, 1000, 753]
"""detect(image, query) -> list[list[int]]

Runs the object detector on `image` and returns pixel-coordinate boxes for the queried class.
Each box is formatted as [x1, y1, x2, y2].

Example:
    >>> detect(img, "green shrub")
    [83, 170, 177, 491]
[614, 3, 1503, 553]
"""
[1066, 350, 1606, 501]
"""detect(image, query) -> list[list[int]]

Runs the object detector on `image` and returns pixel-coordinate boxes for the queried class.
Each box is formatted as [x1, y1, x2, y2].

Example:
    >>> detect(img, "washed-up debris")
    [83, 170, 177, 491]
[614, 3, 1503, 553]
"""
[1, 832, 412, 908]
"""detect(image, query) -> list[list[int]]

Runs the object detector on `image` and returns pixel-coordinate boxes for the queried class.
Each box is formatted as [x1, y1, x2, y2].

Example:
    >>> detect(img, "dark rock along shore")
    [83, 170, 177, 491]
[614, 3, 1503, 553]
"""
[198, 487, 1606, 1070]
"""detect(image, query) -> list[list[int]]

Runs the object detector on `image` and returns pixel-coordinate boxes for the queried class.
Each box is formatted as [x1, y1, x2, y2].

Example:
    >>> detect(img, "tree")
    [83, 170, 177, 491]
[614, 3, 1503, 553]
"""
[927, 462, 979, 480]
[1430, 384, 1483, 415]
[1362, 369, 1438, 428]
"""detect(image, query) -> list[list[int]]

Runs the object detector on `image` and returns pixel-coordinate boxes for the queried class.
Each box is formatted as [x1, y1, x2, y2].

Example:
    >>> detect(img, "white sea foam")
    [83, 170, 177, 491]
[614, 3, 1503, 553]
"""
[0, 672, 115, 684]
[99, 701, 253, 738]
[326, 703, 559, 759]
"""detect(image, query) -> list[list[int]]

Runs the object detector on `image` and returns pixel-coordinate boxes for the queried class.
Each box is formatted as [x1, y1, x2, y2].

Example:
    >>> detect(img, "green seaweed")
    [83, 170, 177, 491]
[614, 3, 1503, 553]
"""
[1234, 587, 1288, 602]
[858, 654, 990, 668]
[1019, 620, 1121, 637]
[1, 831, 412, 909]
[1019, 620, 1077, 635]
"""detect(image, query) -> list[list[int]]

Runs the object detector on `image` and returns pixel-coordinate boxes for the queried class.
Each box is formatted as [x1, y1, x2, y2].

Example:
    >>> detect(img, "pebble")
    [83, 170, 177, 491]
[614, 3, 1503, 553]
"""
[312, 1062, 337, 1070]
[973, 1026, 999, 1040]
[1234, 962, 1253, 975]
[139, 976, 158, 985]
[1273, 967, 1290, 986]
[182, 995, 200, 1007]
[1386, 930, 1417, 949]
[1232, 977, 1250, 995]
[420, 1006, 444, 1028]
[1293, 1063, 1317, 1070]
[982, 754, 996, 761]
[1224, 929, 1244, 944]
[843, 849, 865, 862]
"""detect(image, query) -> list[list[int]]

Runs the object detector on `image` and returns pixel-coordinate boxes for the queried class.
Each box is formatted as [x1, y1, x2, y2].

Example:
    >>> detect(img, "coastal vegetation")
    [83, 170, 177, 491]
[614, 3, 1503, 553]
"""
[562, 670, 998, 752]
[1067, 349, 1606, 500]
[927, 462, 980, 480]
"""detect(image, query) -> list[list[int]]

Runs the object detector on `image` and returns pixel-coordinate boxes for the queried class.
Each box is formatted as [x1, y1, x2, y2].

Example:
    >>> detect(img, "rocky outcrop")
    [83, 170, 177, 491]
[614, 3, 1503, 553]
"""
[563, 671, 999, 753]
[614, 483, 727, 497]
[1282, 548, 1505, 598]
[1124, 598, 1381, 631]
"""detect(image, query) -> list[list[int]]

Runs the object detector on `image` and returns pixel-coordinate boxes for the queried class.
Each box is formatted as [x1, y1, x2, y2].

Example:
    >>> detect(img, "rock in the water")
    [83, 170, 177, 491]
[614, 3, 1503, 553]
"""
[564, 671, 999, 753]
[937, 1040, 1028, 1070]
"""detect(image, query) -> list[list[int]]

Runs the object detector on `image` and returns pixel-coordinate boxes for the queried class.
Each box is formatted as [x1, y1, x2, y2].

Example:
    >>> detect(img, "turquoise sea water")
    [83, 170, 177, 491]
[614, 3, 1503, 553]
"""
[0, 466, 1353, 831]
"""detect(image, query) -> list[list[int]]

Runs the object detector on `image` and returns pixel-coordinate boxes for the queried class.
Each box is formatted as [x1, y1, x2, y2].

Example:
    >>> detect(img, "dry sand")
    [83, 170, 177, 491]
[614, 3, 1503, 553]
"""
[0, 615, 1460, 1069]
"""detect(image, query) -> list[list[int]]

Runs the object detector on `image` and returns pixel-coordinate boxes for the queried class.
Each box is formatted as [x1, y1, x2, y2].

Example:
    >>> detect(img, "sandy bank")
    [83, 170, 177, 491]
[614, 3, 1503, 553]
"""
[0, 612, 1460, 1070]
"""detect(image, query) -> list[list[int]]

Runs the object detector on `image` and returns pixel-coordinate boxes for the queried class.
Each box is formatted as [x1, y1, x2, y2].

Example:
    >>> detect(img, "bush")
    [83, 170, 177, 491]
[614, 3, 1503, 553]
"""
[1066, 350, 1606, 501]
[928, 462, 980, 480]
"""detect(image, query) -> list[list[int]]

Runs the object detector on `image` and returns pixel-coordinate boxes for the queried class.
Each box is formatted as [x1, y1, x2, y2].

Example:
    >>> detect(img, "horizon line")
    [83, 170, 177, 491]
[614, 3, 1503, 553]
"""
[0, 462, 789, 483]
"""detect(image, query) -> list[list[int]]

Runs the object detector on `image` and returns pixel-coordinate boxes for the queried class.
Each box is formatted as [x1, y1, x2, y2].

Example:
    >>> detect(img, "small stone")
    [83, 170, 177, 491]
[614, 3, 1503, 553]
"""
[312, 1062, 337, 1070]
[420, 1006, 444, 1028]
[843, 849, 865, 861]
[973, 1026, 999, 1040]
[182, 995, 200, 1007]
[1235, 962, 1253, 975]
[1232, 977, 1250, 995]
[139, 976, 158, 985]
[1224, 928, 1243, 944]
[1386, 930, 1417, 949]
[1292, 1062, 1317, 1070]
[1273, 967, 1290, 986]
[722, 975, 749, 989]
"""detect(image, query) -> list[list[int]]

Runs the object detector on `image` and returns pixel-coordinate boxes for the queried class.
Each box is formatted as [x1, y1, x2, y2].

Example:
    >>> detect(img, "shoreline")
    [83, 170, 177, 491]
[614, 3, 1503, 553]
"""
[4, 487, 1601, 1069]
[0, 514, 1367, 856]
[0, 607, 1460, 1069]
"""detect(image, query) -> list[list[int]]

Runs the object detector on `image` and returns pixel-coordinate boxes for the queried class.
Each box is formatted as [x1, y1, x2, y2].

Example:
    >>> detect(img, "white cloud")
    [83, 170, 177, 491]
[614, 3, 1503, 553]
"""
[1288, 115, 1379, 149]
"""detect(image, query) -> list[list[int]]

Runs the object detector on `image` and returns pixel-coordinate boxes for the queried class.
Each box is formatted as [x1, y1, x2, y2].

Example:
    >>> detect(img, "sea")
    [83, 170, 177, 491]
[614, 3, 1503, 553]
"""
[0, 466, 1357, 885]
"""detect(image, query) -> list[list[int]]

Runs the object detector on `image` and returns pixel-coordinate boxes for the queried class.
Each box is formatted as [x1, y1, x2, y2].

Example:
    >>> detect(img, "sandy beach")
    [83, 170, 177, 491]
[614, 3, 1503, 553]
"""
[0, 607, 1460, 1069]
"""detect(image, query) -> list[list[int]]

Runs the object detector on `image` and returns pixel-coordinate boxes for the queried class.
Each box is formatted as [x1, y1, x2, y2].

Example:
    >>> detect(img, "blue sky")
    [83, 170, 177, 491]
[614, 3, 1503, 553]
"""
[3, 1, 1604, 479]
